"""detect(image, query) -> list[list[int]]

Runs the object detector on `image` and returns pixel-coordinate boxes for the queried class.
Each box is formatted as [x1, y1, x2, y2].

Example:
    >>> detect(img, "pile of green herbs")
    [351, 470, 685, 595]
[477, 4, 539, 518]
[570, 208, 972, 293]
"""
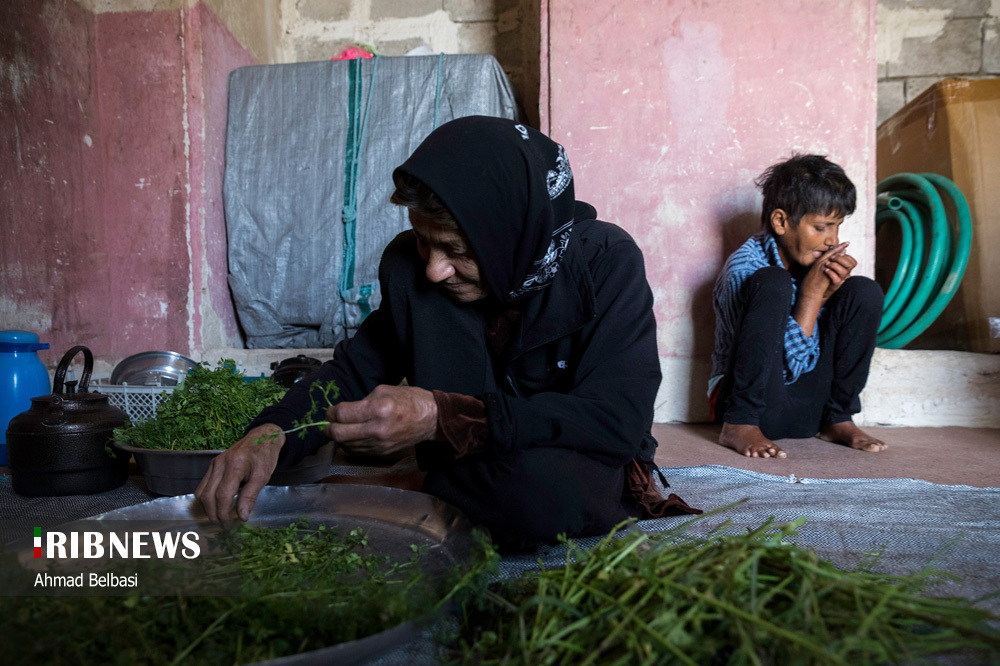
[448, 517, 1000, 665]
[2, 521, 495, 666]
[113, 360, 286, 450]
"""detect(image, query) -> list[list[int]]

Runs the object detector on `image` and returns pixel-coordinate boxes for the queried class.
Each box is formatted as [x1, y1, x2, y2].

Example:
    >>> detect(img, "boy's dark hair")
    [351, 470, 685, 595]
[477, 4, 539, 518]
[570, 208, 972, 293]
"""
[756, 154, 856, 232]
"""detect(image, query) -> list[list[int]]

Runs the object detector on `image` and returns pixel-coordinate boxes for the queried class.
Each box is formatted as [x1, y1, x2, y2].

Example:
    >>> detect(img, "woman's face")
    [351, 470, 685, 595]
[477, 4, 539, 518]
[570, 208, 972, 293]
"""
[772, 211, 844, 270]
[409, 210, 489, 302]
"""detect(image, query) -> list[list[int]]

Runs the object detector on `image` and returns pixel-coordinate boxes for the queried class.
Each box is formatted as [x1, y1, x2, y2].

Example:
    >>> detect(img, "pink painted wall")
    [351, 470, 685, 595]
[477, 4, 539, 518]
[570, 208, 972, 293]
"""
[2, 1, 103, 371]
[542, 0, 877, 420]
[190, 3, 258, 351]
[1, 1, 252, 371]
[95, 9, 193, 357]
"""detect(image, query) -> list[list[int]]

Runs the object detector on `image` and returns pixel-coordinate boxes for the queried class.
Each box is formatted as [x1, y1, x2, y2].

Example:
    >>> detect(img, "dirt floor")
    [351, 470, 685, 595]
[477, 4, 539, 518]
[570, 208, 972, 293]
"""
[653, 424, 999, 488]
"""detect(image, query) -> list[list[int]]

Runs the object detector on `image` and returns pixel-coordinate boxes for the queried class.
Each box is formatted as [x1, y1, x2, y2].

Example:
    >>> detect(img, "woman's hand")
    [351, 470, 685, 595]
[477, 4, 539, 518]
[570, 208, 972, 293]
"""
[195, 423, 285, 522]
[325, 385, 441, 458]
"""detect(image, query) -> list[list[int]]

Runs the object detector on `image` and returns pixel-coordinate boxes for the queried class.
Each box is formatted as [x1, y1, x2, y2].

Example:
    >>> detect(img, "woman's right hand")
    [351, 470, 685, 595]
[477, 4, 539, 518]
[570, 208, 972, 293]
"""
[195, 423, 285, 522]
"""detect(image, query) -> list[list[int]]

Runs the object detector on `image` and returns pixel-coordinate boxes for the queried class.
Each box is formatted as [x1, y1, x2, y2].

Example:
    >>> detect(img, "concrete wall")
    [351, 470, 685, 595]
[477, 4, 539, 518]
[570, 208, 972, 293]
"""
[860, 348, 1000, 426]
[277, 0, 541, 126]
[877, 0, 1000, 125]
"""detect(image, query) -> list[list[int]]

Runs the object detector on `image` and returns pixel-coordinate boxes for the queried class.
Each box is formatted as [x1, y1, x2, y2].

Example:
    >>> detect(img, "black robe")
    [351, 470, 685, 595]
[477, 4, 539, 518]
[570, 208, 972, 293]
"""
[250, 116, 681, 550]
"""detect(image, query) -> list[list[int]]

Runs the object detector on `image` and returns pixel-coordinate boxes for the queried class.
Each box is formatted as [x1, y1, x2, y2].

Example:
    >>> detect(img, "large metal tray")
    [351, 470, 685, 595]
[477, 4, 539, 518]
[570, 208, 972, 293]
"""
[33, 485, 480, 666]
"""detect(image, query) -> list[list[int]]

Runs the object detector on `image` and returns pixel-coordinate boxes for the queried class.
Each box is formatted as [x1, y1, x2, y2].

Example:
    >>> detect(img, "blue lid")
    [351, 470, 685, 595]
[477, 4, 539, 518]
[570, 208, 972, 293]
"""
[0, 330, 50, 352]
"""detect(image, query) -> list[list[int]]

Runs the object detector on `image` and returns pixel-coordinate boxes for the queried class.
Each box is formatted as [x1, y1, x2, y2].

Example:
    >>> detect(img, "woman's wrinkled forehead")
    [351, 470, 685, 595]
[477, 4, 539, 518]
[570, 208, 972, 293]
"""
[394, 115, 577, 303]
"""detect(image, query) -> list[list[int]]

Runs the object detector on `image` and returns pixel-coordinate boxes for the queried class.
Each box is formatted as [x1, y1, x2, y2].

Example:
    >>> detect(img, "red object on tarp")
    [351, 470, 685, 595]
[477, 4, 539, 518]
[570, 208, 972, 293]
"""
[332, 47, 374, 60]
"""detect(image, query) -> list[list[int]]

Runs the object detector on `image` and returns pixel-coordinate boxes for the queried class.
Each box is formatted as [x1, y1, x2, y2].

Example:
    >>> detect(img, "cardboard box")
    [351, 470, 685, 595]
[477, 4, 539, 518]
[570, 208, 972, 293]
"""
[876, 78, 1000, 353]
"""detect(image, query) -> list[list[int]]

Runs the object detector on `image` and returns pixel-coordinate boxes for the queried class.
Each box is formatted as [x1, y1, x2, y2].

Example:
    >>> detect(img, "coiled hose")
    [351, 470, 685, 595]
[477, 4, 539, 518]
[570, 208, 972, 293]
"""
[875, 173, 973, 349]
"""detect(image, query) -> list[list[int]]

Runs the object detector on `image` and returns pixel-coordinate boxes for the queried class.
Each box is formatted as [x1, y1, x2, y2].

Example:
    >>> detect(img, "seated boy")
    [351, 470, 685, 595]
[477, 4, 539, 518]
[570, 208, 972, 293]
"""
[709, 154, 886, 458]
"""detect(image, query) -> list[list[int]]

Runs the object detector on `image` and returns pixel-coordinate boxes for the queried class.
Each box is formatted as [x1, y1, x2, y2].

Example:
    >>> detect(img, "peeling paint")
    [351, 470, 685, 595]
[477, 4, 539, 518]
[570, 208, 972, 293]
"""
[0, 296, 53, 333]
[283, 9, 462, 58]
[789, 80, 814, 108]
[1, 47, 38, 108]
[180, 9, 195, 354]
[75, 0, 192, 14]
[661, 22, 730, 160]
[876, 5, 950, 65]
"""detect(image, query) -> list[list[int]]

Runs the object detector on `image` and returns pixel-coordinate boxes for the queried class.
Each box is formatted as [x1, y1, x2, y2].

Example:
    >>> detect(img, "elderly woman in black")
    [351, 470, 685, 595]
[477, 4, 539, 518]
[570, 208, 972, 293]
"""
[197, 116, 698, 551]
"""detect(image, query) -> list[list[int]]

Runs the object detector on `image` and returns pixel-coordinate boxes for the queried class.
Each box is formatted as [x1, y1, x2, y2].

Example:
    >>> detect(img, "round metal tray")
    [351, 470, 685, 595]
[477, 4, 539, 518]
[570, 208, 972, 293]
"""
[30, 485, 479, 665]
[110, 351, 198, 386]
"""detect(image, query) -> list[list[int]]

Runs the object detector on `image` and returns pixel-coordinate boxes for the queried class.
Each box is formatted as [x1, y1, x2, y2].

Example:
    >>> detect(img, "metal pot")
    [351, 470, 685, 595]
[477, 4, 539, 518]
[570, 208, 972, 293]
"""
[270, 354, 322, 388]
[6, 346, 130, 497]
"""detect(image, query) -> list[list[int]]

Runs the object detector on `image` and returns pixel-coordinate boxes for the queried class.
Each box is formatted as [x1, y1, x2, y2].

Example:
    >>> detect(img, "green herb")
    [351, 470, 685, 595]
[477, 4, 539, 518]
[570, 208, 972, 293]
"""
[283, 380, 340, 440]
[447, 517, 1000, 665]
[0, 521, 496, 665]
[113, 360, 286, 450]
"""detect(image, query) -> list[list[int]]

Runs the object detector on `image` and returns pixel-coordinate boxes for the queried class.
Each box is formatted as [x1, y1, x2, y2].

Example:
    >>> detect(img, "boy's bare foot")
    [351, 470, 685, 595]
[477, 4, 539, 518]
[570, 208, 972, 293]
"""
[719, 423, 786, 458]
[818, 420, 887, 452]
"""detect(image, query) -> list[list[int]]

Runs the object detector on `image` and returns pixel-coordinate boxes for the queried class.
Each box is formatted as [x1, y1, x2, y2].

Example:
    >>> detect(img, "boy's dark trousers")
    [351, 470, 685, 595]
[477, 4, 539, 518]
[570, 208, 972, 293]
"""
[717, 266, 884, 439]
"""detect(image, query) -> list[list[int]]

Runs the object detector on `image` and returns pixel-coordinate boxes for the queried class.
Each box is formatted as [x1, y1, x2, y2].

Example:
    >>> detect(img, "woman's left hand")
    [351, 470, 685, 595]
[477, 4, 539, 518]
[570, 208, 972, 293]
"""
[324, 384, 441, 458]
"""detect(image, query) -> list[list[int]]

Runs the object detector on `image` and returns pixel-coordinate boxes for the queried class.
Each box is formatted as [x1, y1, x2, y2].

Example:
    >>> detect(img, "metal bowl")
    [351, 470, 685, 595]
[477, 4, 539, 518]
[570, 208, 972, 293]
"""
[115, 442, 336, 496]
[110, 351, 198, 386]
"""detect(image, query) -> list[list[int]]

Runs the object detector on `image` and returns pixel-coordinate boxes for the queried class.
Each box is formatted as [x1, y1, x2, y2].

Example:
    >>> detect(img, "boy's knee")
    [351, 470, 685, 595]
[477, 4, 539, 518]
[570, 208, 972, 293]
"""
[746, 266, 793, 303]
[836, 276, 884, 313]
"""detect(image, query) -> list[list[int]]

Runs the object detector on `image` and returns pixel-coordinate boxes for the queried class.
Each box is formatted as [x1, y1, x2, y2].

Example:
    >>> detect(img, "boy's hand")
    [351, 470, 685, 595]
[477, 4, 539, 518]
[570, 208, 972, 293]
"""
[821, 250, 856, 300]
[800, 242, 851, 304]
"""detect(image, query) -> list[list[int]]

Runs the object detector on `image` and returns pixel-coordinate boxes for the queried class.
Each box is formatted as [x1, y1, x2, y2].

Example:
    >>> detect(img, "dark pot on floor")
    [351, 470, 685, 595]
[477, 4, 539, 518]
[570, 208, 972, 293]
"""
[6, 346, 130, 497]
[270, 354, 322, 388]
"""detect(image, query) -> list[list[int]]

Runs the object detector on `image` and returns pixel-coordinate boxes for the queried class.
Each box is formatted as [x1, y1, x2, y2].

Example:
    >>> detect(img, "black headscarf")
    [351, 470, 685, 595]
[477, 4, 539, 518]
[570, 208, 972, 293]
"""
[394, 116, 579, 305]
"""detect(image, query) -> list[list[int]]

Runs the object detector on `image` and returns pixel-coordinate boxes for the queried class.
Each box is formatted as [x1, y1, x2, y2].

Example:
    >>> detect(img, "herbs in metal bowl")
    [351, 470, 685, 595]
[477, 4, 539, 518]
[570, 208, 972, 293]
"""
[113, 360, 286, 451]
[111, 360, 293, 495]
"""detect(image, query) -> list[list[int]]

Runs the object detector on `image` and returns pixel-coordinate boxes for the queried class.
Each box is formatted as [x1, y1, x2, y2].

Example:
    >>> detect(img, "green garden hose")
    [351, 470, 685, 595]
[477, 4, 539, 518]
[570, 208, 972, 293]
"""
[875, 173, 973, 349]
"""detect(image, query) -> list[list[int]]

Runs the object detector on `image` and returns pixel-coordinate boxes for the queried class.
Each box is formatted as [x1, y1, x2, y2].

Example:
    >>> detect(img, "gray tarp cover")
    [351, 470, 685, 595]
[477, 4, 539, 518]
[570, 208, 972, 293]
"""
[224, 55, 518, 349]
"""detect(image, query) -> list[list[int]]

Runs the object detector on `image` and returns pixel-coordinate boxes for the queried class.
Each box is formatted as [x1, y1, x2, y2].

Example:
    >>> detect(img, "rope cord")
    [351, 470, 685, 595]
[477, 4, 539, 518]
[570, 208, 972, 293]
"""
[433, 52, 444, 130]
[339, 56, 381, 328]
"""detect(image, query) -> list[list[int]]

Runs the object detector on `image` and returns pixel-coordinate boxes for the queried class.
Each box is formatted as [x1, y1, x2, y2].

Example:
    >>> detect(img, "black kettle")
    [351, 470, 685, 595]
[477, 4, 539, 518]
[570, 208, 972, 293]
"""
[270, 354, 322, 388]
[6, 346, 130, 497]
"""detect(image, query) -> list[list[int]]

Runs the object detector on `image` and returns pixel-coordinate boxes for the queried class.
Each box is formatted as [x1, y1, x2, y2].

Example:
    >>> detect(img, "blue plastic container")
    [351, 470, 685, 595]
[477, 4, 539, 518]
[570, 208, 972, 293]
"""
[0, 330, 51, 466]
